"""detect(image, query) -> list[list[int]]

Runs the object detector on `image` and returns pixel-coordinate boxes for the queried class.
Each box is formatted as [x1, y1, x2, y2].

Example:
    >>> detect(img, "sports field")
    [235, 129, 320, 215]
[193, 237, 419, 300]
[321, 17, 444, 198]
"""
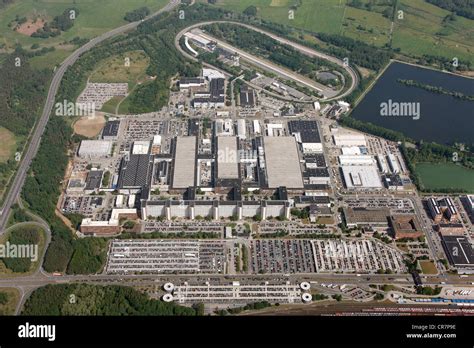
[416, 163, 474, 193]
[0, 127, 16, 163]
[206, 0, 474, 65]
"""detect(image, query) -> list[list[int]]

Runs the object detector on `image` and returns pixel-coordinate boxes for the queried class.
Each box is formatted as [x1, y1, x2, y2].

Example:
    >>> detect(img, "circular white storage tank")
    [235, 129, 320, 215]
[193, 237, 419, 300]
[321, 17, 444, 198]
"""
[300, 282, 311, 291]
[163, 282, 175, 292]
[162, 293, 174, 302]
[301, 293, 312, 303]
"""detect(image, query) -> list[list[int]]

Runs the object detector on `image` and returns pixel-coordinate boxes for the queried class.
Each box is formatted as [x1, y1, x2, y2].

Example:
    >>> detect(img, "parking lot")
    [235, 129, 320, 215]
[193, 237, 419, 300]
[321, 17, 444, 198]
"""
[106, 239, 227, 274]
[251, 239, 317, 274]
[312, 239, 406, 273]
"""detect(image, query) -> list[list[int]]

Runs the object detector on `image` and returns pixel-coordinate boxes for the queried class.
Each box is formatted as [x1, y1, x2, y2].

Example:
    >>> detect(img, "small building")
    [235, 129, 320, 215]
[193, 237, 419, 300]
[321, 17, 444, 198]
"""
[102, 120, 120, 140]
[84, 170, 103, 194]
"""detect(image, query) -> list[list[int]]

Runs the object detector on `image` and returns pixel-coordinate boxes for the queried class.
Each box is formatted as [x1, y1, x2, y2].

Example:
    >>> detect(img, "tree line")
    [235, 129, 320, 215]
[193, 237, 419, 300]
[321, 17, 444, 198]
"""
[22, 284, 199, 316]
[426, 0, 474, 20]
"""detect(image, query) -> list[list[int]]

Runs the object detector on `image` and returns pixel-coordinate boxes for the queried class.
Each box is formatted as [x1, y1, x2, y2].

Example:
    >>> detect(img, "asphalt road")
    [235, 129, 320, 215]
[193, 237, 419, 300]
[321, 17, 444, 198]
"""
[0, 0, 181, 233]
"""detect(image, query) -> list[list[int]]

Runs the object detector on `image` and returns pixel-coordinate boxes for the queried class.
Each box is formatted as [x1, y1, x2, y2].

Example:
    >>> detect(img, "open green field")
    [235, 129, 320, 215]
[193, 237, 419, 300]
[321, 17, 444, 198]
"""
[342, 5, 391, 47]
[0, 288, 20, 315]
[0, 0, 168, 69]
[204, 0, 347, 34]
[419, 260, 438, 275]
[206, 0, 474, 66]
[100, 96, 124, 114]
[394, 0, 474, 65]
[90, 51, 150, 89]
[0, 127, 16, 163]
[416, 163, 474, 193]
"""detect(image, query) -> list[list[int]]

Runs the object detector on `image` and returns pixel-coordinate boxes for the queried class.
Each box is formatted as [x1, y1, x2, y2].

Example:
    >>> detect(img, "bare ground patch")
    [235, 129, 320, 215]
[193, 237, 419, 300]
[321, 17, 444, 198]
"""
[15, 18, 46, 36]
[73, 114, 106, 138]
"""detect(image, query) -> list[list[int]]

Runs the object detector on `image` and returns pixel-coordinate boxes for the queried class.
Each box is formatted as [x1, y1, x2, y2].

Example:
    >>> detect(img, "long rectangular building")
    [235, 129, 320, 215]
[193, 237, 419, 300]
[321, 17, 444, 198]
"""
[263, 137, 304, 189]
[217, 136, 239, 180]
[172, 136, 197, 189]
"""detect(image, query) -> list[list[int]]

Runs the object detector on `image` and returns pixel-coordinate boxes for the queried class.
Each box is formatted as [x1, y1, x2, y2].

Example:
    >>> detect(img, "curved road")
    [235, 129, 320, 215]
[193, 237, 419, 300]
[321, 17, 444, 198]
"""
[175, 21, 359, 101]
[0, 0, 181, 233]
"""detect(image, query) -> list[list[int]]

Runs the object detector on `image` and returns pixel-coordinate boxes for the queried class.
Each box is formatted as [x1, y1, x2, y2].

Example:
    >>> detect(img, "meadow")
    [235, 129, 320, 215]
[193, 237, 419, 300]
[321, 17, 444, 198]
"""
[206, 0, 474, 66]
[416, 163, 474, 193]
[90, 51, 150, 89]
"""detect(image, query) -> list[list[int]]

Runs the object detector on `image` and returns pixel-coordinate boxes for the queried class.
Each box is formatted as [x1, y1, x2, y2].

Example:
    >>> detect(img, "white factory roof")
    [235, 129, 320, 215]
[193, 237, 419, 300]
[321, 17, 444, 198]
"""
[341, 165, 383, 189]
[217, 137, 239, 179]
[153, 135, 162, 145]
[184, 32, 211, 46]
[341, 146, 362, 155]
[237, 119, 246, 140]
[253, 120, 261, 134]
[203, 68, 225, 81]
[132, 141, 151, 155]
[78, 140, 112, 157]
[333, 132, 367, 147]
[264, 137, 304, 188]
[339, 155, 375, 166]
[173, 136, 196, 189]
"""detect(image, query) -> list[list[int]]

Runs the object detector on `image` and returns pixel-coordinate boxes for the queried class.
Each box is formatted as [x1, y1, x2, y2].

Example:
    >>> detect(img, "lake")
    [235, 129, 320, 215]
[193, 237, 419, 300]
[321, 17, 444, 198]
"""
[350, 61, 474, 145]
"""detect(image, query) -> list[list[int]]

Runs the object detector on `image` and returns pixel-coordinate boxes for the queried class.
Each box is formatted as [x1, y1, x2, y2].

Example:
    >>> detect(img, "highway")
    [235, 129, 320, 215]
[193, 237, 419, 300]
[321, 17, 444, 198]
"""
[175, 21, 359, 101]
[0, 0, 181, 233]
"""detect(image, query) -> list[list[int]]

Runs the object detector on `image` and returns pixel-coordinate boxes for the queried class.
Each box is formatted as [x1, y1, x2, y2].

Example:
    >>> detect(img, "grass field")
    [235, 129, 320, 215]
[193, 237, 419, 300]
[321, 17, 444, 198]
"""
[0, 127, 16, 163]
[0, 288, 20, 315]
[100, 96, 125, 114]
[90, 51, 150, 89]
[205, 0, 347, 34]
[394, 0, 474, 65]
[419, 260, 438, 275]
[206, 0, 474, 66]
[0, 0, 168, 69]
[416, 163, 474, 193]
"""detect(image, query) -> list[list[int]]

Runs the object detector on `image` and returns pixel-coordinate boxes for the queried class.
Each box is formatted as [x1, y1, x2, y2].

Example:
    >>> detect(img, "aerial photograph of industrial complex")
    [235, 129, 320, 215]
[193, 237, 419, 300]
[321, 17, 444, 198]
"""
[0, 0, 473, 346]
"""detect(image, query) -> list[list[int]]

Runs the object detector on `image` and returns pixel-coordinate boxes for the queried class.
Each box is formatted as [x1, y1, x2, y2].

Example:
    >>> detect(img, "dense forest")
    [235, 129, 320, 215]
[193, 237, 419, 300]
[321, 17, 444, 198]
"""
[22, 284, 199, 316]
[315, 33, 392, 71]
[1, 226, 41, 273]
[426, 0, 474, 20]
[124, 7, 150, 22]
[0, 51, 51, 137]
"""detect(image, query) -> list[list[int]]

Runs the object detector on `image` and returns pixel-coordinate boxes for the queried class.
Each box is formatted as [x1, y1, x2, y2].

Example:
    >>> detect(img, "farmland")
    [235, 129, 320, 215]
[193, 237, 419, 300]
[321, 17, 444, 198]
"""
[205, 0, 474, 66]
